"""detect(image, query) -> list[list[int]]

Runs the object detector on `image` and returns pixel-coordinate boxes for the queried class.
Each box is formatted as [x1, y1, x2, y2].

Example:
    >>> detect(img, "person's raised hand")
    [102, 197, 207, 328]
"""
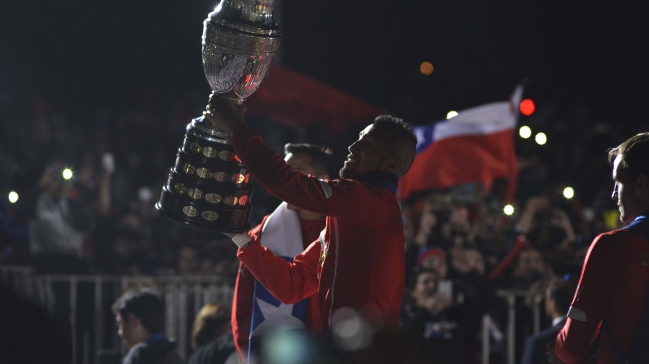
[202, 93, 248, 135]
[424, 293, 453, 316]
[226, 232, 253, 250]
[413, 210, 436, 247]
[525, 196, 549, 213]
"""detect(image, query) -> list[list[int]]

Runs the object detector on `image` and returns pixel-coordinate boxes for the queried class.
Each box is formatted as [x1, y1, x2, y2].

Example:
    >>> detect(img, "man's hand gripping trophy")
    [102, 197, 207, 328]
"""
[203, 93, 248, 136]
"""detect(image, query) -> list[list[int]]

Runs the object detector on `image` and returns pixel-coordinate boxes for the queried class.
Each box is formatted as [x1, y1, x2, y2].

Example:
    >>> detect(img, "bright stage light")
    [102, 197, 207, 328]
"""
[8, 191, 19, 203]
[446, 111, 458, 119]
[420, 62, 434, 75]
[520, 99, 535, 116]
[535, 132, 547, 145]
[563, 187, 575, 199]
[62, 168, 73, 180]
[504, 204, 515, 216]
[519, 126, 532, 139]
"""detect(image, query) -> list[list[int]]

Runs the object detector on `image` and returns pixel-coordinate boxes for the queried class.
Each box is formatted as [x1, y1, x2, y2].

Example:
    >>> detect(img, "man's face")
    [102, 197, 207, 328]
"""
[285, 152, 320, 211]
[116, 312, 146, 349]
[177, 247, 200, 275]
[420, 255, 448, 280]
[612, 155, 642, 224]
[411, 271, 438, 306]
[514, 249, 545, 278]
[340, 125, 394, 179]
[116, 314, 135, 348]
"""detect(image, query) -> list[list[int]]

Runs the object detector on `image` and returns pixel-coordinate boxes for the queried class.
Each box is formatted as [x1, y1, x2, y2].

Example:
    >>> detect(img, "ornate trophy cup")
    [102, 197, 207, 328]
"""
[156, 0, 281, 233]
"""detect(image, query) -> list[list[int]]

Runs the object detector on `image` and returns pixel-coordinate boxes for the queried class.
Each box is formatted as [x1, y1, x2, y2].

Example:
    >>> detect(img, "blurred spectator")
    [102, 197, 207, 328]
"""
[450, 247, 485, 276]
[518, 195, 576, 255]
[177, 245, 201, 276]
[521, 277, 576, 364]
[499, 248, 548, 291]
[188, 304, 235, 364]
[401, 268, 475, 364]
[202, 240, 239, 277]
[415, 248, 448, 279]
[447, 246, 495, 316]
[104, 227, 148, 275]
[489, 245, 553, 363]
[0, 197, 29, 264]
[112, 289, 184, 364]
[27, 162, 92, 274]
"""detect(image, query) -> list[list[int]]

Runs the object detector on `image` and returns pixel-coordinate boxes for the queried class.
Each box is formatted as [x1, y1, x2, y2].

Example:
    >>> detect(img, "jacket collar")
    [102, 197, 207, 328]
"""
[352, 171, 399, 196]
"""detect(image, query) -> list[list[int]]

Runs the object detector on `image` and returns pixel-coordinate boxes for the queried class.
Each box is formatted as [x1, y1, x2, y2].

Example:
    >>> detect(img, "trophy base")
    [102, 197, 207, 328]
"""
[157, 116, 253, 234]
[155, 202, 250, 234]
[155, 206, 250, 234]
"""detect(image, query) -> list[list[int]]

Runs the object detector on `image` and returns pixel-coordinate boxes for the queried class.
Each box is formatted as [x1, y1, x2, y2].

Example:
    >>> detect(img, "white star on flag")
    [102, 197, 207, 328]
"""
[250, 297, 307, 337]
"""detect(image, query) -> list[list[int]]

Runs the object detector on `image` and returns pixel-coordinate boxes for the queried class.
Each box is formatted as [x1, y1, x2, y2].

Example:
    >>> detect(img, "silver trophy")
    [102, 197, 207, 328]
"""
[156, 0, 281, 232]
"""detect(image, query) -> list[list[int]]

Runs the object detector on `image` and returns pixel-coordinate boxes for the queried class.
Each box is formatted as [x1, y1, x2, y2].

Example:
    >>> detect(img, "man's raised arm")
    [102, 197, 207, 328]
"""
[204, 95, 388, 226]
[233, 233, 321, 305]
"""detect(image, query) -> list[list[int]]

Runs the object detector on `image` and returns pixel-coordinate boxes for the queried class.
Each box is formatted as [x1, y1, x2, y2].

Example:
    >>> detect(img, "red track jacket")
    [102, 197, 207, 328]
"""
[555, 215, 649, 363]
[233, 127, 406, 333]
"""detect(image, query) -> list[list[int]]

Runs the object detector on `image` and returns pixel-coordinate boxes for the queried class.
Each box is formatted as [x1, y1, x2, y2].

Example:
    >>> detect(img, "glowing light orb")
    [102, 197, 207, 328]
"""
[504, 204, 515, 216]
[446, 111, 459, 119]
[535, 132, 547, 145]
[420, 62, 434, 75]
[520, 99, 535, 116]
[8, 191, 19, 203]
[563, 187, 575, 199]
[519, 126, 532, 139]
[62, 168, 73, 180]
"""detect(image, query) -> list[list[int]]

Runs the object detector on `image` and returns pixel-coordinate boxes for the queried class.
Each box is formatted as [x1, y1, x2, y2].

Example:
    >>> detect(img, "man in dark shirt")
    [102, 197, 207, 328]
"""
[522, 277, 575, 364]
[113, 289, 184, 364]
[401, 268, 472, 364]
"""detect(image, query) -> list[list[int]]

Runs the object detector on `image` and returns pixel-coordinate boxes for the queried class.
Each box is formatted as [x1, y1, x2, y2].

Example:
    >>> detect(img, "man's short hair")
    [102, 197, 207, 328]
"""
[284, 143, 333, 176]
[608, 132, 649, 179]
[549, 278, 576, 315]
[371, 115, 418, 176]
[112, 289, 164, 334]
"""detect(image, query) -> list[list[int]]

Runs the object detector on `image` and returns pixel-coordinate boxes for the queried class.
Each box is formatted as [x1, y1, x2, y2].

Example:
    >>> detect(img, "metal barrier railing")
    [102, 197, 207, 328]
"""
[1, 266, 234, 364]
[480, 290, 543, 364]
[1, 266, 544, 364]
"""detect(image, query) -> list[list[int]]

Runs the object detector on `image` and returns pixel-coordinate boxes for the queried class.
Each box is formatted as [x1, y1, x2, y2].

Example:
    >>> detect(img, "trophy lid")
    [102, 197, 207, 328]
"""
[206, 0, 281, 37]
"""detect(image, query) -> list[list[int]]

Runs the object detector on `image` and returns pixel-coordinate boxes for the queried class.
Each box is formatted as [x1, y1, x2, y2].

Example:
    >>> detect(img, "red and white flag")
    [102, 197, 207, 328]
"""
[398, 85, 523, 201]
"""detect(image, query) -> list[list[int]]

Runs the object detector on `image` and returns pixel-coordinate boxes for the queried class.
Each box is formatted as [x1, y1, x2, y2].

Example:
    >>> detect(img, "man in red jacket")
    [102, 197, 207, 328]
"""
[231, 143, 329, 363]
[551, 132, 649, 363]
[204, 94, 417, 334]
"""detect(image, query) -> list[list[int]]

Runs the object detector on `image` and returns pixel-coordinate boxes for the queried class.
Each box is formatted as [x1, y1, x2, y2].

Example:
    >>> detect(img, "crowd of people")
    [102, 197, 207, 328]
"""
[0, 91, 246, 277]
[0, 86, 643, 364]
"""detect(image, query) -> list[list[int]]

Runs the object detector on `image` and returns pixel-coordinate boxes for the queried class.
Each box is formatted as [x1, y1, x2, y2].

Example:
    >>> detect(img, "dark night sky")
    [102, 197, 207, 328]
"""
[1, 1, 648, 128]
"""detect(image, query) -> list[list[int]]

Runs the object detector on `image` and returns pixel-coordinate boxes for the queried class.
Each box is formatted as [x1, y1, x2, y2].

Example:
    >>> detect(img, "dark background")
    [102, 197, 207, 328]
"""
[2, 1, 648, 127]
